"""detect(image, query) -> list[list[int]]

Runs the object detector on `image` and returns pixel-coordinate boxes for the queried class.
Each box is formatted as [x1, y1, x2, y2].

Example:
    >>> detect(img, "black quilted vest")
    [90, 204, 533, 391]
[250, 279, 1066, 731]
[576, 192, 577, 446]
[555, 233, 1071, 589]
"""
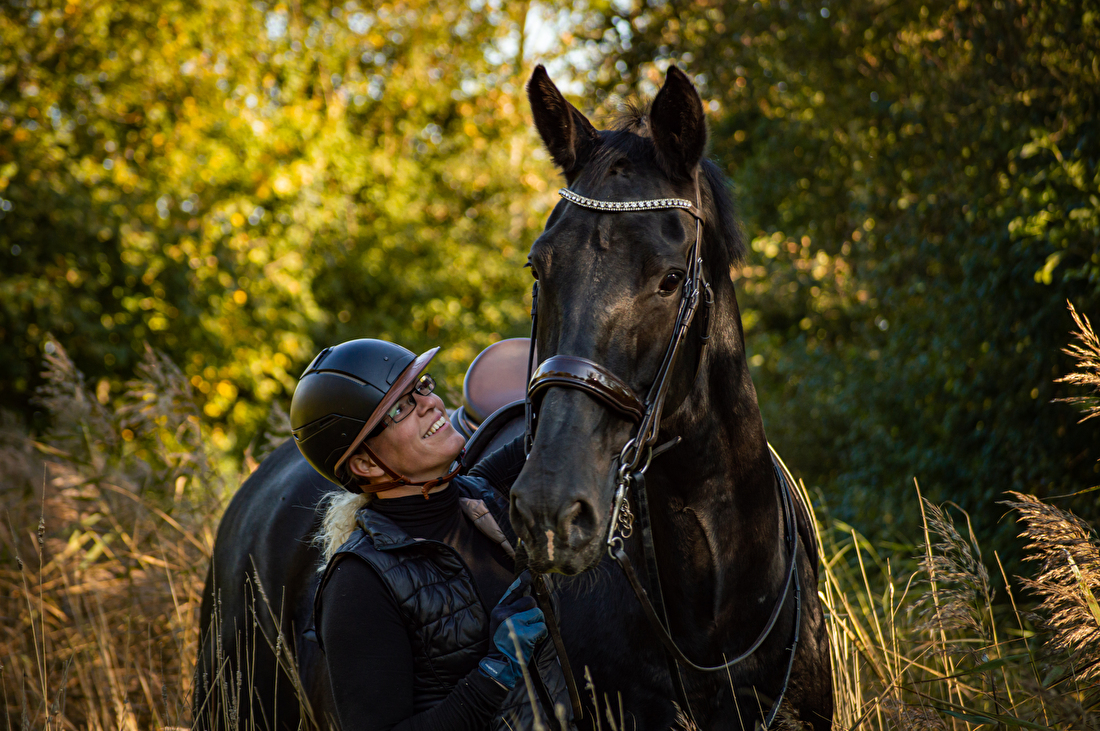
[314, 475, 574, 730]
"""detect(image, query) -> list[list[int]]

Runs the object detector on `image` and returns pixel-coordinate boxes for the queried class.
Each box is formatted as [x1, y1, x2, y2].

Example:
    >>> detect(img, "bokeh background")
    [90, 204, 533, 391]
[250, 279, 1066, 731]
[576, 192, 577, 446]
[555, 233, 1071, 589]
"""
[3, 1, 1100, 728]
[3, 0, 1099, 572]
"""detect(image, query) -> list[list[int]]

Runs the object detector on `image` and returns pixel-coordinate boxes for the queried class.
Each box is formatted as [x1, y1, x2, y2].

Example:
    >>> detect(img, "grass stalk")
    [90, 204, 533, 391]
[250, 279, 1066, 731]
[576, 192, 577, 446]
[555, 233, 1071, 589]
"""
[995, 550, 1049, 726]
[916, 479, 964, 728]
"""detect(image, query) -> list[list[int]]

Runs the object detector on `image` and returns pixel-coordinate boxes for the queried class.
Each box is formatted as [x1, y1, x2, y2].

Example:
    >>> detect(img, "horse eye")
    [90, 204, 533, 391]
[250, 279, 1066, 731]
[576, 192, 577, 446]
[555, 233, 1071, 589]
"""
[658, 271, 683, 294]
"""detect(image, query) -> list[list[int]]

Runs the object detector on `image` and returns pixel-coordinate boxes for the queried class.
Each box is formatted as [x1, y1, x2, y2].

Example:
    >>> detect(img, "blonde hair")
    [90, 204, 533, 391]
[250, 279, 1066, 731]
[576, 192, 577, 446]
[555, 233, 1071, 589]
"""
[314, 488, 373, 571]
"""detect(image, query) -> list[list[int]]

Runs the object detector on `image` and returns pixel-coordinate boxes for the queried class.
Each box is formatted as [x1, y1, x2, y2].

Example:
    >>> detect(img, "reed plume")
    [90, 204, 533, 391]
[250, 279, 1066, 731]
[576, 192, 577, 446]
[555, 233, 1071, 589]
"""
[915, 499, 994, 654]
[1056, 301, 1100, 423]
[1004, 491, 1100, 685]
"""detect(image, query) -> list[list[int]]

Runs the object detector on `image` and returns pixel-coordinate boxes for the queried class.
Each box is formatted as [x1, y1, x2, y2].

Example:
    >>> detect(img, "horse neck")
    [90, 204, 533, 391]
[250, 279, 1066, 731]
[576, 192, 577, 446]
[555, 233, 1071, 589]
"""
[646, 274, 787, 645]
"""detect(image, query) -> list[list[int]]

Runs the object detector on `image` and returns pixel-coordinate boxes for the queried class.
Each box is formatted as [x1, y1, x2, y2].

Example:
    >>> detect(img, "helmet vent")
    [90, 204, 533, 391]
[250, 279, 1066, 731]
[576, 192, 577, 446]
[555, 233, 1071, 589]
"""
[311, 370, 370, 386]
[292, 413, 348, 442]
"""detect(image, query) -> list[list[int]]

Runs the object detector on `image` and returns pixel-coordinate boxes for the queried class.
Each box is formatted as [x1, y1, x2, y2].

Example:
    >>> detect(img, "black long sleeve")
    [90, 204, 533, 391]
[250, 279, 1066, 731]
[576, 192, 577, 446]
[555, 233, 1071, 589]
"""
[319, 558, 510, 731]
[467, 436, 525, 495]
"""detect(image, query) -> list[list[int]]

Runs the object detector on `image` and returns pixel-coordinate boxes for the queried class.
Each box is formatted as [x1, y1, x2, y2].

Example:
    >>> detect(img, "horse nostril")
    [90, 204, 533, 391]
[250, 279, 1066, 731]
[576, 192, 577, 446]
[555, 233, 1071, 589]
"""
[558, 500, 597, 544]
[510, 493, 536, 540]
[560, 501, 582, 528]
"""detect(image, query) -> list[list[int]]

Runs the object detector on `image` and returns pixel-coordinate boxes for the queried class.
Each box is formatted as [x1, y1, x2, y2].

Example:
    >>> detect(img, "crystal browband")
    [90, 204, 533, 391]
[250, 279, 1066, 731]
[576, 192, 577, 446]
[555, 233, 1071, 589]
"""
[558, 188, 700, 218]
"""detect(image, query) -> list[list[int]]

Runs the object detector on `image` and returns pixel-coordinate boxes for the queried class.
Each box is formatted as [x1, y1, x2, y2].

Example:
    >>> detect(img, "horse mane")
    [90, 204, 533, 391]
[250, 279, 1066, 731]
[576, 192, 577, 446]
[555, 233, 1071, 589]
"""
[580, 100, 747, 269]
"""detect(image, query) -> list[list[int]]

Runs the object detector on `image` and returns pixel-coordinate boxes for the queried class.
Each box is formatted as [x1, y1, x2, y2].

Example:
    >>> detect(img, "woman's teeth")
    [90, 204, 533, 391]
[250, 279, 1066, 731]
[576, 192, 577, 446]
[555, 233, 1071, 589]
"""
[423, 415, 446, 439]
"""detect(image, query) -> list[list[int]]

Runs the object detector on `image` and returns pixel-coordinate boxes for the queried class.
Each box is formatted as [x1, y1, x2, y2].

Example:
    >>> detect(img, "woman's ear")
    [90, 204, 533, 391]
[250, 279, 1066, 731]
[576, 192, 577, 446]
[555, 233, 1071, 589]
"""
[348, 451, 386, 481]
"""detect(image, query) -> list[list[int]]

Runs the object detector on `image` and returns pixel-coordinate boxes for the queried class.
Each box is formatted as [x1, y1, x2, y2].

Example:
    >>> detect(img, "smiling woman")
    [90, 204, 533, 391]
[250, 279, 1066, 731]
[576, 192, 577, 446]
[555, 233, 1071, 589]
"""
[286, 338, 576, 731]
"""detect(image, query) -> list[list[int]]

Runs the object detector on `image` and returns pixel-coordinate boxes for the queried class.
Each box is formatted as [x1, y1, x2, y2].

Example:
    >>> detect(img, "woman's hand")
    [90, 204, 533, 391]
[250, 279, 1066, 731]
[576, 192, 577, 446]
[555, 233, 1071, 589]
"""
[478, 570, 548, 689]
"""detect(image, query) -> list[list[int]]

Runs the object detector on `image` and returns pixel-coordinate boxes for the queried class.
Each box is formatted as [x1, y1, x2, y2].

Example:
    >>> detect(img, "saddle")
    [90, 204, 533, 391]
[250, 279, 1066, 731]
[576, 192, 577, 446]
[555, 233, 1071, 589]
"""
[450, 338, 532, 437]
[450, 338, 531, 465]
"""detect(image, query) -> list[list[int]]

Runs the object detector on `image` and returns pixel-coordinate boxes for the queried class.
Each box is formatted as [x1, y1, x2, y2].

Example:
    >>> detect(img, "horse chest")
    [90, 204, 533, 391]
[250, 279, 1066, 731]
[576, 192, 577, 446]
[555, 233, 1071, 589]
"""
[557, 573, 751, 730]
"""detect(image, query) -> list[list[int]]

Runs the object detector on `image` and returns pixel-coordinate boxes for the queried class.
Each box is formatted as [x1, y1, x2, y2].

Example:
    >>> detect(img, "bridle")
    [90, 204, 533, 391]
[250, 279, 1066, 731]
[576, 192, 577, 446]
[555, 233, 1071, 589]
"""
[525, 180, 711, 467]
[522, 173, 802, 728]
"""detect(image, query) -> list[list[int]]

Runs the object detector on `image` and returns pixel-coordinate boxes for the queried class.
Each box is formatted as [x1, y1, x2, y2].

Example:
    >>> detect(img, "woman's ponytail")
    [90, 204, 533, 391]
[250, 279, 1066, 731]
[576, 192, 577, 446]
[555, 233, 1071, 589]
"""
[314, 489, 372, 571]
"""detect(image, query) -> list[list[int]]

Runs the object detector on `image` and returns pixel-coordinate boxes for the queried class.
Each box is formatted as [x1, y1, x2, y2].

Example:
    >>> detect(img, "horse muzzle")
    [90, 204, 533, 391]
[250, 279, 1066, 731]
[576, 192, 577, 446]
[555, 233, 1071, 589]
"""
[510, 389, 631, 574]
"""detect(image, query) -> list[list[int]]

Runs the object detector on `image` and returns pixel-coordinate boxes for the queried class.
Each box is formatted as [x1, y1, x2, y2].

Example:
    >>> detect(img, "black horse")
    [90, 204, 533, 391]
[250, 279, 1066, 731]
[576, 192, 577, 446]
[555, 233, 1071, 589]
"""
[193, 67, 833, 731]
[507, 66, 833, 729]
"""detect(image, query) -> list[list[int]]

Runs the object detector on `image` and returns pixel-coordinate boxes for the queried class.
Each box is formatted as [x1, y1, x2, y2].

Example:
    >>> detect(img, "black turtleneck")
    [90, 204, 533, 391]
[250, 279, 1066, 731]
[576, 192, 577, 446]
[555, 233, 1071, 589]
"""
[318, 436, 524, 731]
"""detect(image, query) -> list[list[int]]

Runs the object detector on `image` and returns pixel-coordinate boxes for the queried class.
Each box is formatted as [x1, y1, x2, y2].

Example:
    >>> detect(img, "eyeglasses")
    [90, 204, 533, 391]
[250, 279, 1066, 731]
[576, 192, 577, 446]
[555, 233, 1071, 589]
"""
[382, 374, 436, 428]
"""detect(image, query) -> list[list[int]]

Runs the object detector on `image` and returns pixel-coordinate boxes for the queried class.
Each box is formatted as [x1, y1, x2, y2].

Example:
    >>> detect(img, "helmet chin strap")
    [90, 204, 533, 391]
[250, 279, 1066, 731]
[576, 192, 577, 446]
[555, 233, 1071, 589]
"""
[355, 443, 461, 498]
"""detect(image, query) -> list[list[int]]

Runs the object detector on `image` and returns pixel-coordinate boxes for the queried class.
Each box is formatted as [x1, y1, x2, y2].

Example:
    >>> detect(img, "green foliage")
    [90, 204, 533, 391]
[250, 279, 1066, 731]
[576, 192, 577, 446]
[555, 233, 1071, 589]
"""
[580, 0, 1100, 548]
[0, 0, 553, 451]
[4, 0, 1100, 551]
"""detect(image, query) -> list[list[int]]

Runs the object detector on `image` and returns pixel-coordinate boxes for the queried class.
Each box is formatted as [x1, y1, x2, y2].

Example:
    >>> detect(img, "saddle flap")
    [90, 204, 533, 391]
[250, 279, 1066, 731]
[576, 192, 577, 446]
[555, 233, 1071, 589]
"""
[458, 496, 516, 557]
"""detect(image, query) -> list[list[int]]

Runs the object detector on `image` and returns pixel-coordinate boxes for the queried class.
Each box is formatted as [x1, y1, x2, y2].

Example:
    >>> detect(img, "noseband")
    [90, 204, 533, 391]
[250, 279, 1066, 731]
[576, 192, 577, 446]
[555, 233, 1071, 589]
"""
[522, 173, 802, 728]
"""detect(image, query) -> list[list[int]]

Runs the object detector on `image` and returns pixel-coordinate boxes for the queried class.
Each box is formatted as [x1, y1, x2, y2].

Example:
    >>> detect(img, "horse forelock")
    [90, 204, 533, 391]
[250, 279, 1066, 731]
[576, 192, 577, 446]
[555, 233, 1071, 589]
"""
[608, 99, 651, 133]
[576, 110, 746, 271]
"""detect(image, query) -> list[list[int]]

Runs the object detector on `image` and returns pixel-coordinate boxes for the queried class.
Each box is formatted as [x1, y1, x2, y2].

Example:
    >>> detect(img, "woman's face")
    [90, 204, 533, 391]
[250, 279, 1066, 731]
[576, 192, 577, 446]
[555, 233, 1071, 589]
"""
[365, 387, 466, 483]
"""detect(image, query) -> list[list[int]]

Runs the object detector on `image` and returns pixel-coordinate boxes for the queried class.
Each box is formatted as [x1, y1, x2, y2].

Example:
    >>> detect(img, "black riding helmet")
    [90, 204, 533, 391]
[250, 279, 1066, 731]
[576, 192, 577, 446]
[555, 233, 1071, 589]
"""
[290, 339, 439, 489]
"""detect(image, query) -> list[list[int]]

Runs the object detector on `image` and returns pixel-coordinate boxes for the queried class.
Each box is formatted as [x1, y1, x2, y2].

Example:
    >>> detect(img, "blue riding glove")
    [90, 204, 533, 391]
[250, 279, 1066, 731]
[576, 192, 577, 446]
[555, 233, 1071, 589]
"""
[478, 570, 548, 689]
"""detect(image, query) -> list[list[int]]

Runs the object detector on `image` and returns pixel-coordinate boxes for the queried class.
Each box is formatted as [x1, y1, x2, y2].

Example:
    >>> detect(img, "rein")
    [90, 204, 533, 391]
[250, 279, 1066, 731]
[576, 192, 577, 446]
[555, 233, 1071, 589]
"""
[523, 175, 802, 728]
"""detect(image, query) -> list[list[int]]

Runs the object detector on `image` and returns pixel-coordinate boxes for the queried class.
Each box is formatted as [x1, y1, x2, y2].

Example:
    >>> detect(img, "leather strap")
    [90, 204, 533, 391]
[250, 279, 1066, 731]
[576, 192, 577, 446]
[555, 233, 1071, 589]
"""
[513, 542, 585, 724]
[618, 170, 709, 473]
[532, 573, 584, 722]
[528, 355, 645, 422]
[632, 472, 695, 719]
[612, 456, 799, 673]
[524, 282, 539, 455]
[611, 454, 803, 726]
[355, 443, 462, 497]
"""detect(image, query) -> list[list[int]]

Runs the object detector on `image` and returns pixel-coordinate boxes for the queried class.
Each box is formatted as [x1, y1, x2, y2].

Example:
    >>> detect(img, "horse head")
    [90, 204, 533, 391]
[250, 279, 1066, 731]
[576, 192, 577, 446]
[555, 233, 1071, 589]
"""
[511, 66, 748, 575]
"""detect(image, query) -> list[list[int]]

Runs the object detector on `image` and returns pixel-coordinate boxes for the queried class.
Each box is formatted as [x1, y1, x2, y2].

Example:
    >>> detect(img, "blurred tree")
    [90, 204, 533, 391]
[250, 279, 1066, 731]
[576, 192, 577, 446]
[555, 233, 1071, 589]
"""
[578, 0, 1100, 543]
[5, 0, 1099, 548]
[0, 0, 554, 451]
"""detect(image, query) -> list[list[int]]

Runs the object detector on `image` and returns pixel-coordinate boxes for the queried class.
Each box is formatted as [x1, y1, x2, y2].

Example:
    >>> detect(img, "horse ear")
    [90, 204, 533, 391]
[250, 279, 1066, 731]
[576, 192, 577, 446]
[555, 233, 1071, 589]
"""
[649, 66, 707, 181]
[527, 65, 599, 179]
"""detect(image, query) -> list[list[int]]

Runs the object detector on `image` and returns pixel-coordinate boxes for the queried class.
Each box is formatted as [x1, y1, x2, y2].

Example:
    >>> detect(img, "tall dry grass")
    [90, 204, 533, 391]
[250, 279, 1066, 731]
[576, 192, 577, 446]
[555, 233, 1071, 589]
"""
[815, 483, 1100, 730]
[1, 339, 232, 730]
[813, 301, 1100, 730]
[2, 300, 1099, 729]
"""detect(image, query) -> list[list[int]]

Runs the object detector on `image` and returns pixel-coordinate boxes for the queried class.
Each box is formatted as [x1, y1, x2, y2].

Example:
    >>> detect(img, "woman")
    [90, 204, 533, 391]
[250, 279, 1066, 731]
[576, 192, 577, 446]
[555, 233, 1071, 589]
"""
[289, 338, 574, 731]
